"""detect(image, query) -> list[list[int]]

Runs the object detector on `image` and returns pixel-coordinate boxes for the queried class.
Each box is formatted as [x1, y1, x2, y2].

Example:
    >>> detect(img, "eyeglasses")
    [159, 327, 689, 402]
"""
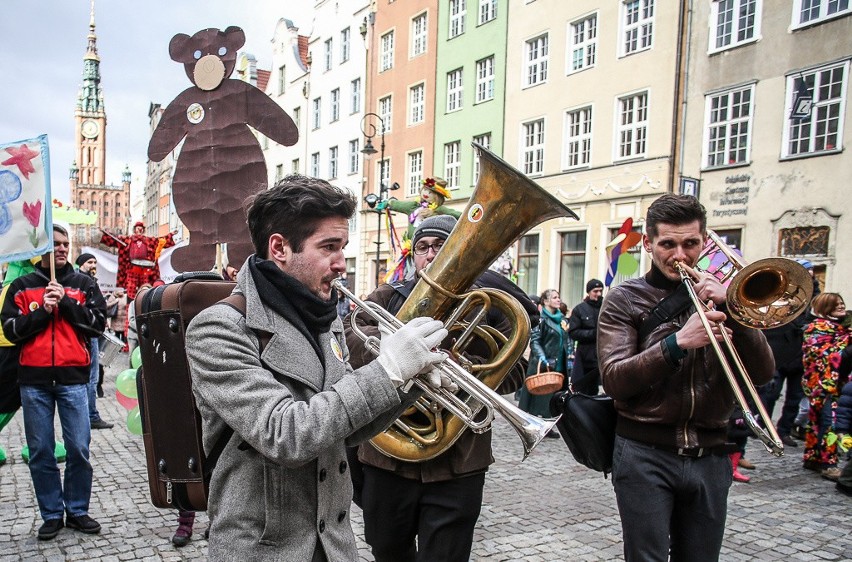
[413, 241, 444, 256]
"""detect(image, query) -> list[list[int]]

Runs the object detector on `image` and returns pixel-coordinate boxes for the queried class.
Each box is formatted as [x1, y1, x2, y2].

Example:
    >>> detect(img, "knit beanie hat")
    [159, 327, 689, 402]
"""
[586, 278, 604, 292]
[412, 215, 457, 247]
[75, 253, 96, 267]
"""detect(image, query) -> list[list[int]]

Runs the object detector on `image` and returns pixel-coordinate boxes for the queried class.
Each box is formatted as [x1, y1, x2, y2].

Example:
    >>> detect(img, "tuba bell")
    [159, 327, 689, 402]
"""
[349, 144, 578, 462]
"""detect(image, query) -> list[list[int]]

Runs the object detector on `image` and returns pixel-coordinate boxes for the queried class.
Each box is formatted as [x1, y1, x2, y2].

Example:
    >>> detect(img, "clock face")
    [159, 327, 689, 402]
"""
[81, 119, 99, 139]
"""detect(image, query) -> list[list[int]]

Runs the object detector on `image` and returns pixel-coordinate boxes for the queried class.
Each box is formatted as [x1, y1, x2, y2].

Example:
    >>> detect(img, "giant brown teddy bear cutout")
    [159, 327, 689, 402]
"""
[148, 26, 297, 272]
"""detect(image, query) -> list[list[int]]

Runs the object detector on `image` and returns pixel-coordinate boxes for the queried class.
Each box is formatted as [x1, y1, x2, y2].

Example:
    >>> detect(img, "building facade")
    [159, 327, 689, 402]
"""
[680, 2, 852, 294]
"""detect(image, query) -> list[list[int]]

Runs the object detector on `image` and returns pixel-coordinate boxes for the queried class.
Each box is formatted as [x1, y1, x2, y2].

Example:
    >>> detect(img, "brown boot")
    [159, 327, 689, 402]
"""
[730, 452, 751, 483]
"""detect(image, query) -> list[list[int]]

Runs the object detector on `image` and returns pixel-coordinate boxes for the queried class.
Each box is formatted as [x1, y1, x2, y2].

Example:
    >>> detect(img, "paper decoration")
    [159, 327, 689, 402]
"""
[0, 135, 52, 263]
[605, 218, 642, 288]
[52, 198, 98, 225]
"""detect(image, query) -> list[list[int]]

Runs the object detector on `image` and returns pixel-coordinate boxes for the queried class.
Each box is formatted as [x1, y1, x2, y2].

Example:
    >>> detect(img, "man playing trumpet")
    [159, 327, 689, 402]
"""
[598, 194, 773, 561]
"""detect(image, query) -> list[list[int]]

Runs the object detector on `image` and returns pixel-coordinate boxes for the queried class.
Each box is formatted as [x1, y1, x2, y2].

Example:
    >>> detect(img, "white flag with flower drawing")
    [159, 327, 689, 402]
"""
[0, 134, 52, 263]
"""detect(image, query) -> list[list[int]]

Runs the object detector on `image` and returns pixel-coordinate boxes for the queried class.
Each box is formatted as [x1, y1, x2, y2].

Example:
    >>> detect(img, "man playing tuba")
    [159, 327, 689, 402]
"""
[345, 215, 538, 562]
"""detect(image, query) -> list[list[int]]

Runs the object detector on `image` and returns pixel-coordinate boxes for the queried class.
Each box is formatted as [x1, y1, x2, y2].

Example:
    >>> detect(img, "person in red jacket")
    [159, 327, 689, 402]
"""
[1, 225, 107, 540]
[100, 221, 174, 299]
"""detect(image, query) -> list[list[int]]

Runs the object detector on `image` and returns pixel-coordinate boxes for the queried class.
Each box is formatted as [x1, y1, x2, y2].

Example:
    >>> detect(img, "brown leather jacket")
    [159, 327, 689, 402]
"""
[344, 271, 533, 482]
[598, 270, 774, 450]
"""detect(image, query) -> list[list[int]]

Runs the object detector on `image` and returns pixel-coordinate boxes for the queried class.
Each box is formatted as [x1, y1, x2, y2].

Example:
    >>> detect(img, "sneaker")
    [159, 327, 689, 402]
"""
[38, 518, 64, 540]
[66, 514, 101, 534]
[780, 434, 799, 447]
[90, 419, 114, 430]
[821, 467, 841, 481]
[96, 384, 104, 398]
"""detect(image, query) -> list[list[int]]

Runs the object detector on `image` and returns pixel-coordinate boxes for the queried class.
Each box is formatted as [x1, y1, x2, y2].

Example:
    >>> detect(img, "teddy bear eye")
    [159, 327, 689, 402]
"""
[218, 47, 227, 56]
[193, 50, 202, 60]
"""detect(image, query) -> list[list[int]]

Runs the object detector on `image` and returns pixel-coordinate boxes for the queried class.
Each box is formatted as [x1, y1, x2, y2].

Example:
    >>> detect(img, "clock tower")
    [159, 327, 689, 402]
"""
[70, 0, 130, 248]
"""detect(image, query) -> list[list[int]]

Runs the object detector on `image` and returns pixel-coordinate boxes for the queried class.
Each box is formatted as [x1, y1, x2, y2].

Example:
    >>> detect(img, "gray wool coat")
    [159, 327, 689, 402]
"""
[186, 266, 413, 561]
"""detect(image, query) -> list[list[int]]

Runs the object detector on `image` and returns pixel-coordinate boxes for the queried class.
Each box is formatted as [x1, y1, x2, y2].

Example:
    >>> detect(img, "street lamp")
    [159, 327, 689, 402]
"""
[360, 112, 398, 288]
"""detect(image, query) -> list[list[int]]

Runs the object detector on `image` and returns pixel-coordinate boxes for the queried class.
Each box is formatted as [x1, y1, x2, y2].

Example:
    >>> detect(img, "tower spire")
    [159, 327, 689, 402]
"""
[78, 0, 103, 113]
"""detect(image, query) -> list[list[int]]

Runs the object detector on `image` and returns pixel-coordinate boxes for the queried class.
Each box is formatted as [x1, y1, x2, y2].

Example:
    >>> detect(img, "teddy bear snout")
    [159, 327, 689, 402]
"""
[193, 54, 226, 91]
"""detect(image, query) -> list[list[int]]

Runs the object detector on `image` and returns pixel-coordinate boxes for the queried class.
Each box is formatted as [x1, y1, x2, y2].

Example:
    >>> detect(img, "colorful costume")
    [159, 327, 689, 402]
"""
[383, 178, 460, 283]
[802, 317, 850, 468]
[100, 222, 174, 299]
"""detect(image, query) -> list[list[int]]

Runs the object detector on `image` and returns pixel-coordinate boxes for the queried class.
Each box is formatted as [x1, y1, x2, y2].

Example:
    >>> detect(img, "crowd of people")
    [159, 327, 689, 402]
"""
[0, 183, 849, 561]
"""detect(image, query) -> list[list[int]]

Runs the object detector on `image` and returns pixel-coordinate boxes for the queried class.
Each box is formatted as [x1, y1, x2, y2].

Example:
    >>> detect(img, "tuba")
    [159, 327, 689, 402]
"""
[347, 144, 578, 462]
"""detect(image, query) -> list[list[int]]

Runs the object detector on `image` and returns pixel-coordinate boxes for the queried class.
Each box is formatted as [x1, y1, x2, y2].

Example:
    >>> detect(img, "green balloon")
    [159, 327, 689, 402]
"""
[130, 347, 142, 369]
[126, 406, 143, 435]
[116, 369, 138, 399]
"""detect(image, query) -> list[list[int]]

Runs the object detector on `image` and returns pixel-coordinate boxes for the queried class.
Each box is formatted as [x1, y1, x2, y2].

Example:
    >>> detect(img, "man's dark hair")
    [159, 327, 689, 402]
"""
[645, 194, 707, 239]
[246, 175, 356, 257]
[53, 224, 68, 237]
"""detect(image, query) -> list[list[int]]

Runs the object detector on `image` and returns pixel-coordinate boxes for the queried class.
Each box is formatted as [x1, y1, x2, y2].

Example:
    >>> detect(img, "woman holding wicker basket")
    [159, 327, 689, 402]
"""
[518, 289, 574, 436]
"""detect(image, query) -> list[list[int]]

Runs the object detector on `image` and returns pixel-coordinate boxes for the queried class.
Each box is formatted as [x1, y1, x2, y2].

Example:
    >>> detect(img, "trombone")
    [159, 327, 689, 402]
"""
[675, 231, 813, 457]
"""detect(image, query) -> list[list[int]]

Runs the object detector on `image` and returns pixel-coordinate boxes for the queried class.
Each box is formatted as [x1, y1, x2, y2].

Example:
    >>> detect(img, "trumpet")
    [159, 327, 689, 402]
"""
[336, 279, 560, 461]
[674, 231, 813, 456]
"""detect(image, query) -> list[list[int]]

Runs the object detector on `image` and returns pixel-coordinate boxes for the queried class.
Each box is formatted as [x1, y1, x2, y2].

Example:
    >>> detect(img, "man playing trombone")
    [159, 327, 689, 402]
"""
[598, 194, 774, 561]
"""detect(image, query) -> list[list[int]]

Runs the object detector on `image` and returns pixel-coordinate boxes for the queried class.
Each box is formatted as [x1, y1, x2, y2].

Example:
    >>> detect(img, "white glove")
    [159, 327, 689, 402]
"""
[424, 368, 459, 393]
[377, 317, 448, 386]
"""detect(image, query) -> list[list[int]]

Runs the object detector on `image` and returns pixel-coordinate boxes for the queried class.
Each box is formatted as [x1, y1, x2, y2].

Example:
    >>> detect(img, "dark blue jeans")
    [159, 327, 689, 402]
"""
[612, 436, 732, 562]
[88, 337, 101, 422]
[20, 383, 93, 521]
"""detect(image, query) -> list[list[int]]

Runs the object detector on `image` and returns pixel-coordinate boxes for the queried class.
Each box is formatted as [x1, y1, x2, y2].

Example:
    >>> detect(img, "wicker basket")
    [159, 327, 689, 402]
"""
[525, 360, 564, 395]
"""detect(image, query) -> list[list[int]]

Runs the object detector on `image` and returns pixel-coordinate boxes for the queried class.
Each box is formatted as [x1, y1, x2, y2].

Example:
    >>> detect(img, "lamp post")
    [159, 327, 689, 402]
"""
[360, 111, 397, 288]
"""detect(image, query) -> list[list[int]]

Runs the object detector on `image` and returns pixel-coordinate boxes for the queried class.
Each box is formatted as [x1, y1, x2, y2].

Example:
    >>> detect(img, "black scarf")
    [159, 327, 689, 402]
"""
[249, 256, 338, 367]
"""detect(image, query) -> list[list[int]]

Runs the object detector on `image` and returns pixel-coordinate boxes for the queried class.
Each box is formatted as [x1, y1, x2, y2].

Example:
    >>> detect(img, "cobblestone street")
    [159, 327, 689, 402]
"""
[0, 359, 849, 561]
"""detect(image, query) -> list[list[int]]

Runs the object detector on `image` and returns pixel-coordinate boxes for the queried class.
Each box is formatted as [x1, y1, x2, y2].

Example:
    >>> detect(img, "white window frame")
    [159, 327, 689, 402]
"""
[450, 0, 467, 38]
[521, 119, 545, 176]
[310, 152, 320, 177]
[406, 150, 424, 196]
[524, 34, 549, 87]
[479, 0, 497, 24]
[709, 0, 761, 53]
[380, 31, 394, 72]
[444, 141, 461, 188]
[568, 13, 598, 74]
[312, 97, 322, 130]
[330, 88, 340, 122]
[447, 68, 464, 112]
[348, 139, 360, 174]
[476, 56, 495, 103]
[782, 61, 848, 158]
[620, 0, 655, 57]
[341, 27, 351, 63]
[472, 132, 491, 183]
[351, 78, 361, 114]
[324, 38, 333, 71]
[409, 83, 425, 125]
[328, 146, 338, 179]
[278, 65, 286, 95]
[411, 12, 428, 57]
[615, 91, 649, 160]
[379, 95, 393, 133]
[703, 84, 755, 168]
[563, 105, 593, 169]
[792, 0, 852, 28]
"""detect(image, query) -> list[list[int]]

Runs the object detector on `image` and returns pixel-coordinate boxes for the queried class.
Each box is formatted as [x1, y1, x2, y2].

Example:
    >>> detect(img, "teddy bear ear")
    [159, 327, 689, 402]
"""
[223, 26, 246, 51]
[168, 33, 194, 63]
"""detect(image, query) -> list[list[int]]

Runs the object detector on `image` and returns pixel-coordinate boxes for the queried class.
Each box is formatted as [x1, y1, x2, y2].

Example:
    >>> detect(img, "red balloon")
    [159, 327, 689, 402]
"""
[115, 389, 139, 411]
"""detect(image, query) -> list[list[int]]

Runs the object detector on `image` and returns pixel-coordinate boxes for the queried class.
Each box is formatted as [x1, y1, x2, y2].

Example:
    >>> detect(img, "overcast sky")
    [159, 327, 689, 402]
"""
[0, 1, 313, 207]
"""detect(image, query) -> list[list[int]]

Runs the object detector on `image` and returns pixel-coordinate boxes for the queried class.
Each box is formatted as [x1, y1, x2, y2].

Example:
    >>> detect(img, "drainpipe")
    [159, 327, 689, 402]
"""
[669, 0, 693, 193]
